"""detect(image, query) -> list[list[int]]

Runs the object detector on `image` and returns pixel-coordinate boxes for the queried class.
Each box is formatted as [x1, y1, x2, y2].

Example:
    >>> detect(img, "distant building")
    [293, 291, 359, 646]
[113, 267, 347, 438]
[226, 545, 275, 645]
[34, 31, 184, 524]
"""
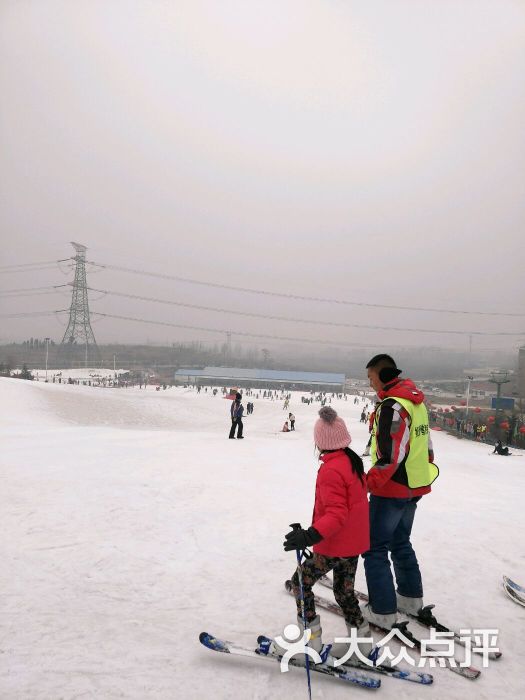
[174, 366, 345, 391]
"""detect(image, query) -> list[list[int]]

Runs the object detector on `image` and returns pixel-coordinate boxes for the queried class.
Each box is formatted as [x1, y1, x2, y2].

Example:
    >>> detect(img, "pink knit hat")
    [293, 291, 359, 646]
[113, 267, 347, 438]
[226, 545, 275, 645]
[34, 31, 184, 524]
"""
[314, 407, 351, 450]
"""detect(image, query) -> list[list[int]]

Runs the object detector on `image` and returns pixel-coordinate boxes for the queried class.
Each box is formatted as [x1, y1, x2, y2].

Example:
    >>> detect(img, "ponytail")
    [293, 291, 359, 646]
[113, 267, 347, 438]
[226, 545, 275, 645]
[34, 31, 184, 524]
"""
[343, 447, 366, 485]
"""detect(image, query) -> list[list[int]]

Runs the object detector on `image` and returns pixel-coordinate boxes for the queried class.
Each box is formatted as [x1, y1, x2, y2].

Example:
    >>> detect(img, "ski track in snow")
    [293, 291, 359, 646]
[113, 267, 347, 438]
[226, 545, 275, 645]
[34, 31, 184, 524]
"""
[1, 377, 524, 699]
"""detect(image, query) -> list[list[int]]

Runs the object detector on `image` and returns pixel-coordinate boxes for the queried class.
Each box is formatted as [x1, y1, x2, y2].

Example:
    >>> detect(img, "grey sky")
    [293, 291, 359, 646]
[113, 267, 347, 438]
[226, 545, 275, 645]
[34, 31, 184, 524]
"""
[1, 0, 524, 353]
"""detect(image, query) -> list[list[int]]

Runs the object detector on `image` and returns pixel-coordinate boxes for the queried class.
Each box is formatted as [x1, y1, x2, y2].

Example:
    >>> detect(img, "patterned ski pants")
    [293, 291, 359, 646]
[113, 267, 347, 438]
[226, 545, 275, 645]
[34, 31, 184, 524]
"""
[290, 553, 363, 626]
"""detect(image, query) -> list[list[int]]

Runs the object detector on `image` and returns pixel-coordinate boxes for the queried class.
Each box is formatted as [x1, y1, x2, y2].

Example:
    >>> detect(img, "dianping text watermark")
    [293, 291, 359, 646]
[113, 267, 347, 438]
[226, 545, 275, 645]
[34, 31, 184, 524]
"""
[274, 624, 499, 671]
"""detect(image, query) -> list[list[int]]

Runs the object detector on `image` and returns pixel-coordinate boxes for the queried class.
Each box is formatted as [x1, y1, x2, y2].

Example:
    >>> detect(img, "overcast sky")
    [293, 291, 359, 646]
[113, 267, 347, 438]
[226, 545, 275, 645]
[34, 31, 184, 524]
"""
[1, 0, 524, 354]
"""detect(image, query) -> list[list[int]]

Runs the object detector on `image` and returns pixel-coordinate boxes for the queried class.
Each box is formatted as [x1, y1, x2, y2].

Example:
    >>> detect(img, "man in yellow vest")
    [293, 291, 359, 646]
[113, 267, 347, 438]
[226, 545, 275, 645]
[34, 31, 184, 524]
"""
[362, 354, 439, 630]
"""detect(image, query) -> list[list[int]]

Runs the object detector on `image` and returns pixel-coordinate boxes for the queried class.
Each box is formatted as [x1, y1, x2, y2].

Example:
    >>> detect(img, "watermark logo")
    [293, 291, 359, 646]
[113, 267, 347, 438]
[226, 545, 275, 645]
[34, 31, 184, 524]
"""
[276, 625, 499, 672]
[274, 624, 322, 671]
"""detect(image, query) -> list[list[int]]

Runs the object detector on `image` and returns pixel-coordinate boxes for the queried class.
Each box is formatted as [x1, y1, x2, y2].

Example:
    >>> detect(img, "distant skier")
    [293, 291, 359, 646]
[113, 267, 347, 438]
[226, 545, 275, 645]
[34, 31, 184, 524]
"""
[273, 407, 372, 662]
[362, 354, 438, 631]
[362, 402, 380, 456]
[289, 412, 295, 431]
[493, 440, 510, 456]
[229, 393, 244, 440]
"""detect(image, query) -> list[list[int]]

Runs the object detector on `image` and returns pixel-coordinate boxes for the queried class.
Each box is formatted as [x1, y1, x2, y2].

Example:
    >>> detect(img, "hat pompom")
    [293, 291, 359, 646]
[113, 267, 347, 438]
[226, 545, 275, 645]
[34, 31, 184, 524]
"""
[319, 406, 338, 424]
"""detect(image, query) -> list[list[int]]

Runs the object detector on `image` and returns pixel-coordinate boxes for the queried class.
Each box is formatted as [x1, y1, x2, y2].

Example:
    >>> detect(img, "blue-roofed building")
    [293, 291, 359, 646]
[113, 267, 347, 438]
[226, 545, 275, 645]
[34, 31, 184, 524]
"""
[174, 366, 345, 390]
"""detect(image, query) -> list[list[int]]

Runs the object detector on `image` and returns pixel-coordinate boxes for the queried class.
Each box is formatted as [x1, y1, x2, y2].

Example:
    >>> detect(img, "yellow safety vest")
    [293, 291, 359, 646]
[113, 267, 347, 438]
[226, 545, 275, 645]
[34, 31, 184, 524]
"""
[371, 396, 439, 488]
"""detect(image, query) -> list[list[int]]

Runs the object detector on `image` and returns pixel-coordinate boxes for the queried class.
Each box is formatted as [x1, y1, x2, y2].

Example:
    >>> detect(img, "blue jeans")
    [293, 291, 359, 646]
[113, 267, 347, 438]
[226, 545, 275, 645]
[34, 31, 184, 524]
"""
[363, 495, 423, 614]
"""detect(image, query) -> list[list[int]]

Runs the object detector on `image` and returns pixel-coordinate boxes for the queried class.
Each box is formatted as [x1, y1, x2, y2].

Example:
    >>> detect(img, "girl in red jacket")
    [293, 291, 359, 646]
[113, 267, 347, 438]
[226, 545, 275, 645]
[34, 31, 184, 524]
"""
[279, 407, 372, 659]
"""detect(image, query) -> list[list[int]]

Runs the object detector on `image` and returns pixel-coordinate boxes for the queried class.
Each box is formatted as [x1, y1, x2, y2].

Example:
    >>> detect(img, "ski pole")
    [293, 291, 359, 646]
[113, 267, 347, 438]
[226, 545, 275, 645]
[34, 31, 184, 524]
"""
[290, 522, 313, 700]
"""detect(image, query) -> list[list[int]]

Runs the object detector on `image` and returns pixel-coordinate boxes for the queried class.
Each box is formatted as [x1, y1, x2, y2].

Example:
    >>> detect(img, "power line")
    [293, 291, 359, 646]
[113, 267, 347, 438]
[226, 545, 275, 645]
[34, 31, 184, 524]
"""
[0, 310, 69, 318]
[0, 265, 67, 275]
[2, 257, 522, 342]
[1, 307, 371, 348]
[0, 259, 71, 273]
[0, 291, 67, 298]
[84, 285, 525, 337]
[0, 285, 69, 297]
[85, 259, 525, 317]
[90, 312, 381, 347]
[2, 307, 520, 350]
[0, 285, 68, 293]
[90, 311, 525, 344]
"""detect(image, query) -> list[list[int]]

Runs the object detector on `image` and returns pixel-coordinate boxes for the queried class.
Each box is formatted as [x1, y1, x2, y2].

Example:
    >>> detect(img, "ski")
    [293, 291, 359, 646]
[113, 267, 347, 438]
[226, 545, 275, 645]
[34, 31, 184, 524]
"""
[199, 632, 381, 689]
[285, 580, 481, 680]
[257, 635, 433, 685]
[503, 576, 525, 598]
[503, 576, 525, 607]
[319, 574, 501, 660]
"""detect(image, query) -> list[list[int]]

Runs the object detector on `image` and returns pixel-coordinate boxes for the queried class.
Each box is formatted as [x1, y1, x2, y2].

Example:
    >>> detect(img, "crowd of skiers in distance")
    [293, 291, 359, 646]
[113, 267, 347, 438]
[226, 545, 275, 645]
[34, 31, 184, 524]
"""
[227, 388, 355, 439]
[430, 408, 523, 449]
[227, 380, 518, 456]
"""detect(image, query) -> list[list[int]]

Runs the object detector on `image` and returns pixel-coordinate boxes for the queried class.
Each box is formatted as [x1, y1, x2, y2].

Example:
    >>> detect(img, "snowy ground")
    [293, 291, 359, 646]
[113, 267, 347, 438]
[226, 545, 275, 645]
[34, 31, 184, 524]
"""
[1, 378, 524, 699]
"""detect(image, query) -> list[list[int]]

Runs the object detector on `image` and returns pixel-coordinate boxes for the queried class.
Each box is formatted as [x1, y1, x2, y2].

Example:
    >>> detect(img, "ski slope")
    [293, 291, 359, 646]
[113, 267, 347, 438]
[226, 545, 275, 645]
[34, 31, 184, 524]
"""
[1, 377, 524, 699]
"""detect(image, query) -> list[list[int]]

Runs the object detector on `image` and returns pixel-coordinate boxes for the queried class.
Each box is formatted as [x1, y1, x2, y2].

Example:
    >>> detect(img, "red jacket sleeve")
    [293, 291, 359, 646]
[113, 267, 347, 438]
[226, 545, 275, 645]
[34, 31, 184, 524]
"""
[312, 467, 348, 539]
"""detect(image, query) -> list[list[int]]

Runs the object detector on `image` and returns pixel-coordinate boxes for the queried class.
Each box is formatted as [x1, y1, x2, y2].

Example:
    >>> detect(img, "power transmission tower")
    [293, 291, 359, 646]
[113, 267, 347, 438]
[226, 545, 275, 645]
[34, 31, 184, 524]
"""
[58, 242, 101, 368]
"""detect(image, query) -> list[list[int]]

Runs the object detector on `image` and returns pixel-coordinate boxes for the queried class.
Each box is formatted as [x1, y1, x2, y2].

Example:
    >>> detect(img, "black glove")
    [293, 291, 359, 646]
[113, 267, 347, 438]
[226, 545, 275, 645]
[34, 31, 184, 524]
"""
[283, 526, 322, 552]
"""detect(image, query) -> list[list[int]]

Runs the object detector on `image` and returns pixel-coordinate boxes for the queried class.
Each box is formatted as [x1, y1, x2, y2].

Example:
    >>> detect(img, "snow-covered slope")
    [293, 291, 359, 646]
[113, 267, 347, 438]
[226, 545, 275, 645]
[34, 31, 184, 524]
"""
[1, 378, 523, 699]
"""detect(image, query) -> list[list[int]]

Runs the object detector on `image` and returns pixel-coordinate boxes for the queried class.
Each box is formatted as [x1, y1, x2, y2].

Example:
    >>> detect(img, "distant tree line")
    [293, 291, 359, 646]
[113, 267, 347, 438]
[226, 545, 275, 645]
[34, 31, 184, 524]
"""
[22, 338, 56, 349]
[0, 339, 517, 382]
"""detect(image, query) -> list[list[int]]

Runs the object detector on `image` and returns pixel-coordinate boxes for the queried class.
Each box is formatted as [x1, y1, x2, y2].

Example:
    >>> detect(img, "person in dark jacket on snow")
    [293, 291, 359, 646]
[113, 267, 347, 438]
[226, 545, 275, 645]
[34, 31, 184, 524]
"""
[229, 393, 244, 439]
[493, 440, 510, 456]
[362, 354, 439, 630]
[273, 407, 373, 661]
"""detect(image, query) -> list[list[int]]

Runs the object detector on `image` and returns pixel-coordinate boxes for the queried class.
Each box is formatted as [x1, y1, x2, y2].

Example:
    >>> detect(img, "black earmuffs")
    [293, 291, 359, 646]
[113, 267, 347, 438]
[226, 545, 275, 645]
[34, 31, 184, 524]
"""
[379, 367, 402, 383]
